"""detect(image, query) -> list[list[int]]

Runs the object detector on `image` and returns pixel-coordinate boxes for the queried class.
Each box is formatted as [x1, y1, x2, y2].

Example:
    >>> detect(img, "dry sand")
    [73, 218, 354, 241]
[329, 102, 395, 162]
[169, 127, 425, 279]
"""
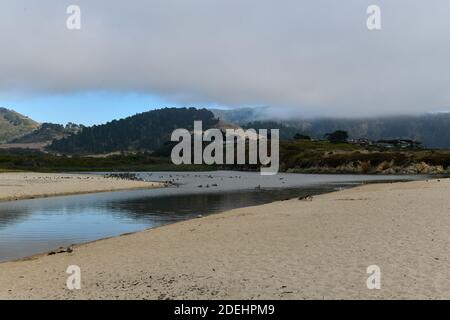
[0, 178, 449, 299]
[0, 172, 163, 202]
[0, 142, 49, 151]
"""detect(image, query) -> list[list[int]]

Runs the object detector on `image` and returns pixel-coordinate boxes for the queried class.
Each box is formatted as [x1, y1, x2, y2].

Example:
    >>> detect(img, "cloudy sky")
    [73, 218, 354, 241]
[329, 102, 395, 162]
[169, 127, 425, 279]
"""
[0, 0, 449, 124]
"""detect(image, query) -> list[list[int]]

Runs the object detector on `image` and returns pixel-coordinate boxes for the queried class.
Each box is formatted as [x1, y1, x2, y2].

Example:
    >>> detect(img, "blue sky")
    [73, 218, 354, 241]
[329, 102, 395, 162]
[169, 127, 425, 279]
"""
[0, 92, 186, 125]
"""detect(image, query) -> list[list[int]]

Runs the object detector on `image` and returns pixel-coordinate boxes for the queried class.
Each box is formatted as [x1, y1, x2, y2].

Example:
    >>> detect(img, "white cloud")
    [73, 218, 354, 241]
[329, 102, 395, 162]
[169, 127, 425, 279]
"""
[1, 0, 450, 117]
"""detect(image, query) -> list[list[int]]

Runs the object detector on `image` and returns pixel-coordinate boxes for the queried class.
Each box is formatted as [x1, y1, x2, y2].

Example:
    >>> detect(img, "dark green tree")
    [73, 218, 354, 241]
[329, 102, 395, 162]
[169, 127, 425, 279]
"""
[293, 133, 311, 140]
[325, 130, 349, 143]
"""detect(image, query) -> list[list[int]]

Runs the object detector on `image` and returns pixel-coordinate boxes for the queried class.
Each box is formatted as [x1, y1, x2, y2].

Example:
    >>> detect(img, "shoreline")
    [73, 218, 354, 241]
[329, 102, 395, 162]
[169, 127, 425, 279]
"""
[0, 175, 411, 265]
[0, 178, 403, 265]
[0, 187, 163, 203]
[0, 172, 165, 203]
[1, 178, 449, 299]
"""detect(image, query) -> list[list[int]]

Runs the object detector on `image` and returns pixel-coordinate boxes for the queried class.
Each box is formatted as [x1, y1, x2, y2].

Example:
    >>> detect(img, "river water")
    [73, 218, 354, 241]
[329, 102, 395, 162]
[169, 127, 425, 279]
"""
[0, 171, 422, 262]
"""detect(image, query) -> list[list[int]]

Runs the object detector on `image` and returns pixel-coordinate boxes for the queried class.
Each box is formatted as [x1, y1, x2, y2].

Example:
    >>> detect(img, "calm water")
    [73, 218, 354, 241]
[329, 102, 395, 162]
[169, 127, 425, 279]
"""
[0, 171, 422, 262]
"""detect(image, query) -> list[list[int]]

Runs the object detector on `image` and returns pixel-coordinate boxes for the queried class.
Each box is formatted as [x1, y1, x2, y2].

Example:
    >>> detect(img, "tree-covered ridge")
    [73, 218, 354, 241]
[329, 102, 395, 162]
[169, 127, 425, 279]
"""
[0, 107, 40, 143]
[10, 123, 83, 144]
[49, 108, 218, 154]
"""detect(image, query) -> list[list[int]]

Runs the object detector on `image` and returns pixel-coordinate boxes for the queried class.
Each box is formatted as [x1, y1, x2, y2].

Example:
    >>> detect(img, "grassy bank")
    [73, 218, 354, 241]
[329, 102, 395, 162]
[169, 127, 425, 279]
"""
[1, 141, 450, 174]
[0, 150, 214, 172]
[279, 140, 450, 174]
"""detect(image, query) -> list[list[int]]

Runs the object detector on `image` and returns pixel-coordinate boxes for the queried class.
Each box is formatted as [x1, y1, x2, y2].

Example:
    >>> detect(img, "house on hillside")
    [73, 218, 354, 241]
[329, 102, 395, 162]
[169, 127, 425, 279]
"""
[374, 139, 422, 149]
[348, 138, 372, 146]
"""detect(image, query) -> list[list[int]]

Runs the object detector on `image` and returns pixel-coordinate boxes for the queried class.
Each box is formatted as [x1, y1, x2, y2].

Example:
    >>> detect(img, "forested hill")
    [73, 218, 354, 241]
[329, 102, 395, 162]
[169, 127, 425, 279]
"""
[212, 107, 450, 149]
[49, 108, 218, 154]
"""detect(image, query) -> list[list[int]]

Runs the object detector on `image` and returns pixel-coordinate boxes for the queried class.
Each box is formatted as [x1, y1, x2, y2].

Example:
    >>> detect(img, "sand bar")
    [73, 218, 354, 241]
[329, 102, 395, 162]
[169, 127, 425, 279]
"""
[0, 172, 163, 202]
[0, 178, 449, 299]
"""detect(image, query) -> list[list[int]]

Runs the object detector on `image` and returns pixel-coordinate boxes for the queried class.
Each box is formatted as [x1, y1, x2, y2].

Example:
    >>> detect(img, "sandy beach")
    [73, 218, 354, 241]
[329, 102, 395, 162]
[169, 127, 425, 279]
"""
[0, 172, 163, 202]
[0, 178, 449, 299]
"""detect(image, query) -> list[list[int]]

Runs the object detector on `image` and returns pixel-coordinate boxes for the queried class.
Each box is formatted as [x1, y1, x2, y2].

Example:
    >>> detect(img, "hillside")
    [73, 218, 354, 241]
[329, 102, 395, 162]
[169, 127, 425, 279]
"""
[0, 108, 40, 143]
[210, 107, 271, 124]
[10, 123, 83, 144]
[278, 140, 450, 174]
[287, 114, 450, 149]
[49, 108, 219, 154]
[213, 108, 450, 149]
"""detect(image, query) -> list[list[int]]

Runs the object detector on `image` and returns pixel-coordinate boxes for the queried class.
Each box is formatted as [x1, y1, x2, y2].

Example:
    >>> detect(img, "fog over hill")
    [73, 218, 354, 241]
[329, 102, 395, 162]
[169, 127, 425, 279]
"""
[211, 107, 450, 149]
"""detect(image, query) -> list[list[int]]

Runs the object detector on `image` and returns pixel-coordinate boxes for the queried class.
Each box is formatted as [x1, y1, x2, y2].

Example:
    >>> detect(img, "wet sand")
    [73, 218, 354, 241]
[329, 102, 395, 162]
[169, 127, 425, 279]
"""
[0, 172, 163, 202]
[0, 178, 449, 299]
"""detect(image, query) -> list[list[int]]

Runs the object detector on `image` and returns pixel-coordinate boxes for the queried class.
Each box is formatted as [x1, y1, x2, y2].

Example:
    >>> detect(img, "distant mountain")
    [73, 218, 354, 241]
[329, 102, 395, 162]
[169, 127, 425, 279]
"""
[0, 108, 40, 143]
[49, 108, 218, 154]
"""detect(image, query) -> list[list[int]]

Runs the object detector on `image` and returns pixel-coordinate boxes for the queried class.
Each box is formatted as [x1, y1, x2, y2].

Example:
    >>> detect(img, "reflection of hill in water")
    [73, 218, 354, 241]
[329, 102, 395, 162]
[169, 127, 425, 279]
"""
[0, 185, 335, 232]
[0, 207, 33, 231]
[102, 186, 339, 224]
